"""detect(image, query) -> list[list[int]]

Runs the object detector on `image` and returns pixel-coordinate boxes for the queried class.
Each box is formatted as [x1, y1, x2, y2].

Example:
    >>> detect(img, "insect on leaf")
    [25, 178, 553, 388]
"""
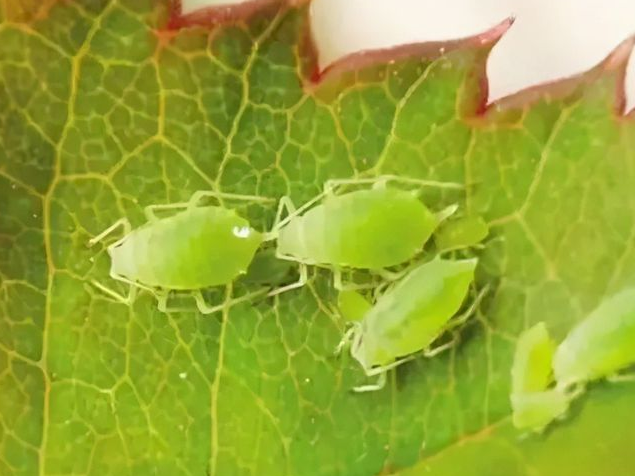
[2, 1, 635, 475]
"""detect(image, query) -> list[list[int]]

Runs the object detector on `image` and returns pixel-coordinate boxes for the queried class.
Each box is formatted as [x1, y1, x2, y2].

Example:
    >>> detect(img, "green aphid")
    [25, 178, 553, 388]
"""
[265, 175, 463, 295]
[510, 322, 570, 432]
[337, 257, 485, 392]
[434, 215, 489, 252]
[88, 191, 272, 314]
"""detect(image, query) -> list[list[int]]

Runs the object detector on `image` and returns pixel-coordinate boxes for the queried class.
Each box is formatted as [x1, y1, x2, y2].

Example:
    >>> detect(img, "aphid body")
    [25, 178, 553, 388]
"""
[511, 322, 556, 395]
[510, 322, 570, 432]
[277, 187, 438, 268]
[434, 215, 489, 252]
[510, 390, 571, 432]
[110, 207, 261, 289]
[269, 175, 461, 293]
[341, 257, 480, 391]
[553, 287, 635, 390]
[89, 191, 269, 314]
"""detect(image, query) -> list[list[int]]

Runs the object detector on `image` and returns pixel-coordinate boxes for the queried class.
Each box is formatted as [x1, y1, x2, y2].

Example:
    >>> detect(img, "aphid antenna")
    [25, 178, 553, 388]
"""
[87, 218, 132, 248]
[325, 175, 464, 192]
[189, 190, 276, 207]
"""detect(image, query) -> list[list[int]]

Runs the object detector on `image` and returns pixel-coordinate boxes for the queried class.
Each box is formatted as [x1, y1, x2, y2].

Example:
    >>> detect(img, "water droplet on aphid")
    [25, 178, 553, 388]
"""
[179, 372, 187, 379]
[232, 226, 251, 238]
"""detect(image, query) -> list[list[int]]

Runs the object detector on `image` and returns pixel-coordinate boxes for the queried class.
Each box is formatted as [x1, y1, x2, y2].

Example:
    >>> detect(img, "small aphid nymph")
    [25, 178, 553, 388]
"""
[511, 322, 556, 395]
[434, 215, 489, 253]
[510, 322, 571, 432]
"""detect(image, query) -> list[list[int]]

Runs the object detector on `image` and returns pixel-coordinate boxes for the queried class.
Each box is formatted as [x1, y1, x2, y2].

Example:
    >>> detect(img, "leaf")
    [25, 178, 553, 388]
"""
[1, 1, 635, 476]
[309, 0, 635, 112]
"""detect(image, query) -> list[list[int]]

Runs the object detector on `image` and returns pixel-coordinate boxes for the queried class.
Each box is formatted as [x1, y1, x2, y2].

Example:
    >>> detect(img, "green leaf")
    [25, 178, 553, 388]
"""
[1, 1, 635, 475]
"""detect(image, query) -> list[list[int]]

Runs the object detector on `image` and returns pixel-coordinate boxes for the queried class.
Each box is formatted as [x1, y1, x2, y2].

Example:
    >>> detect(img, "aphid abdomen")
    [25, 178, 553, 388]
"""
[327, 189, 437, 268]
[355, 258, 477, 368]
[110, 207, 262, 290]
[553, 288, 635, 388]
[277, 188, 438, 269]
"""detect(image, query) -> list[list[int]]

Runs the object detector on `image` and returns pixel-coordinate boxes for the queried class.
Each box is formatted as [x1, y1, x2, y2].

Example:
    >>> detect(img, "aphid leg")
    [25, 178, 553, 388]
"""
[188, 190, 273, 209]
[88, 218, 132, 247]
[144, 190, 273, 221]
[353, 355, 417, 392]
[154, 292, 169, 313]
[192, 291, 226, 315]
[334, 324, 360, 355]
[372, 281, 394, 300]
[266, 193, 333, 237]
[352, 372, 387, 393]
[264, 196, 298, 240]
[380, 175, 464, 190]
[193, 288, 268, 315]
[365, 355, 418, 376]
[144, 202, 189, 221]
[267, 263, 308, 296]
[607, 373, 635, 383]
[424, 335, 457, 358]
[444, 284, 490, 332]
[375, 267, 411, 282]
[90, 280, 137, 305]
[155, 290, 214, 314]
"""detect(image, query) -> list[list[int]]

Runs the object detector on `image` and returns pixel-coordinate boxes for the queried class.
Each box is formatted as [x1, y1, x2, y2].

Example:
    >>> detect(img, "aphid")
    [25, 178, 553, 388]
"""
[510, 322, 570, 432]
[510, 390, 571, 433]
[553, 287, 635, 391]
[338, 257, 484, 392]
[511, 322, 556, 395]
[434, 215, 489, 253]
[87, 190, 271, 314]
[265, 175, 463, 294]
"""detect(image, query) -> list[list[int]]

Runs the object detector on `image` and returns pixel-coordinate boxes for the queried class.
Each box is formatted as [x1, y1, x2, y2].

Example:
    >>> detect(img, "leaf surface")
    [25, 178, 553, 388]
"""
[1, 2, 635, 476]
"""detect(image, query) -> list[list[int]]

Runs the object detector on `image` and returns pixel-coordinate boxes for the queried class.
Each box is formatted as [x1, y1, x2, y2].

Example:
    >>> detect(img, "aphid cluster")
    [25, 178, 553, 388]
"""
[510, 288, 635, 433]
[88, 175, 491, 392]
